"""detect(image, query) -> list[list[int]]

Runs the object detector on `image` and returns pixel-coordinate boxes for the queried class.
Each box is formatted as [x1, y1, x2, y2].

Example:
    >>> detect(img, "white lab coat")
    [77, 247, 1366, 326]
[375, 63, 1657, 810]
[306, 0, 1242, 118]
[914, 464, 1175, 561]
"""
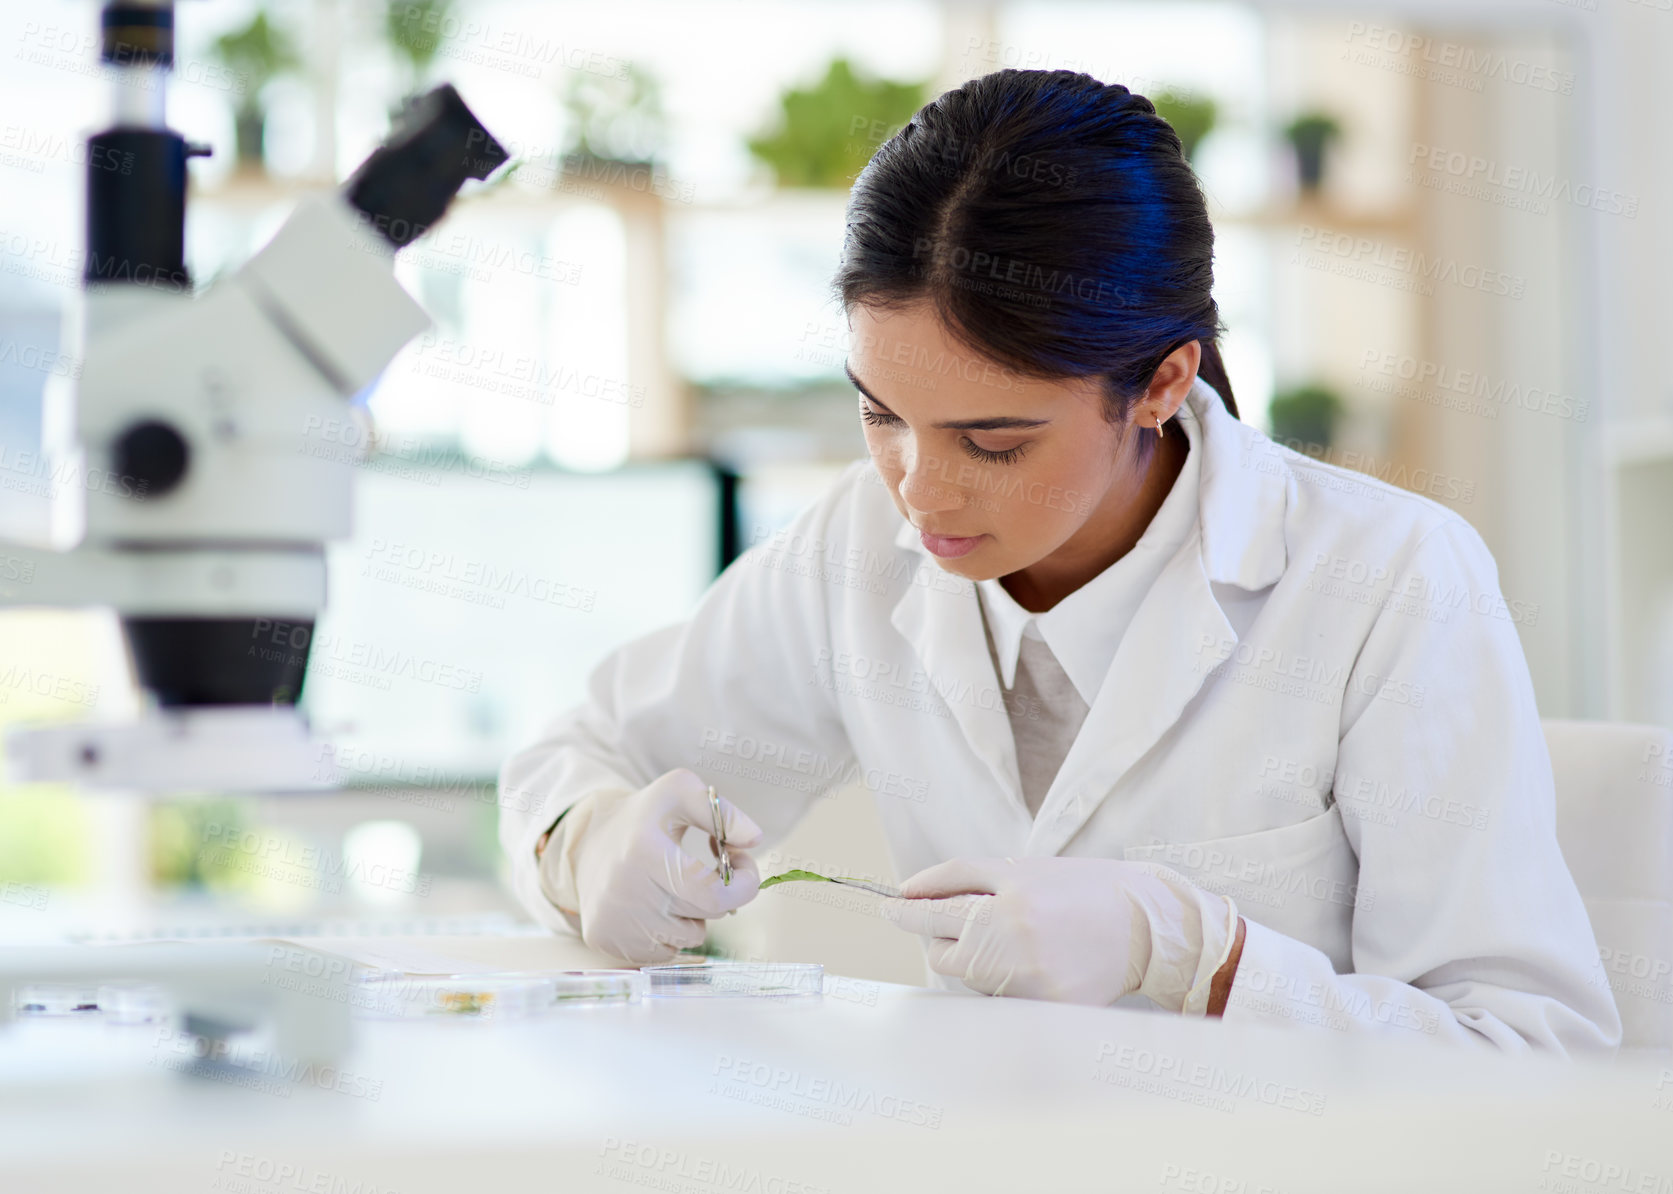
[499, 378, 1621, 1054]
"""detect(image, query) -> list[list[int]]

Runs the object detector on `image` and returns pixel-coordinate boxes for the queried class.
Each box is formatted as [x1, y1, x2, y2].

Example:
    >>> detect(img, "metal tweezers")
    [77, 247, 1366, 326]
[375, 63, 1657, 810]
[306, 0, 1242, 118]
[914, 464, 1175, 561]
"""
[819, 876, 905, 898]
[707, 785, 732, 886]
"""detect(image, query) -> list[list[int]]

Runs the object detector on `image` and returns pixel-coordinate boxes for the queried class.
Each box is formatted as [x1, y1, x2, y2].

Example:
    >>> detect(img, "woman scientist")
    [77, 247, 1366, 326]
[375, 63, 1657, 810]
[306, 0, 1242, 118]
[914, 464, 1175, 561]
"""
[499, 70, 1619, 1053]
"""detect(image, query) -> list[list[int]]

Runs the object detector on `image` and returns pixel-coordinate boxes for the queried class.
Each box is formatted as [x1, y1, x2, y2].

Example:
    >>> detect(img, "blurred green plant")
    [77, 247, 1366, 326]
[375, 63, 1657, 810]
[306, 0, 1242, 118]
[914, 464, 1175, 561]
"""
[561, 62, 667, 166]
[1152, 89, 1218, 163]
[209, 10, 301, 168]
[747, 58, 928, 189]
[385, 0, 453, 94]
[1268, 383, 1345, 455]
[0, 787, 90, 886]
[0, 610, 125, 889]
[150, 798, 253, 889]
[212, 11, 301, 99]
[1283, 111, 1344, 192]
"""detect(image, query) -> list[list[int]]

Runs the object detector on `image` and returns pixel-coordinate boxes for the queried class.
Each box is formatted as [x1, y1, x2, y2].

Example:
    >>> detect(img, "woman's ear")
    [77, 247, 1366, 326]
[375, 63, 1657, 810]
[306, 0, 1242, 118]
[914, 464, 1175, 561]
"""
[1133, 340, 1202, 429]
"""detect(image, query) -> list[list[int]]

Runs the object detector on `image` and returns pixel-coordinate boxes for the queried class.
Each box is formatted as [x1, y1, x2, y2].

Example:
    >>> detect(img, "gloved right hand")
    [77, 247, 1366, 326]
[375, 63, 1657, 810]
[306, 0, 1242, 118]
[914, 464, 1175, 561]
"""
[546, 768, 762, 963]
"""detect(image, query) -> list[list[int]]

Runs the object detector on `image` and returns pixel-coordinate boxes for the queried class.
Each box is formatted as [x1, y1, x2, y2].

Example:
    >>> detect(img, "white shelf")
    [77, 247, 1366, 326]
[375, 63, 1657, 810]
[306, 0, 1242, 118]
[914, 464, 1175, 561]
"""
[1602, 417, 1673, 466]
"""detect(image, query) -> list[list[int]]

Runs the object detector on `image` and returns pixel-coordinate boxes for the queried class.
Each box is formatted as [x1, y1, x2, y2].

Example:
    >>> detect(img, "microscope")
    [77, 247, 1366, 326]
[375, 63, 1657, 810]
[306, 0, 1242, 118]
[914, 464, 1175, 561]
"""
[0, 0, 509, 794]
[0, 0, 510, 1066]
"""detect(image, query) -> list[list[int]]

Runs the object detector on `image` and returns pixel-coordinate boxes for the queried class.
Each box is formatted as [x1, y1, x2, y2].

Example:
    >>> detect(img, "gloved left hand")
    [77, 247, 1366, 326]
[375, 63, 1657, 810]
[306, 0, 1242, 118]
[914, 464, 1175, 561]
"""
[886, 856, 1240, 1013]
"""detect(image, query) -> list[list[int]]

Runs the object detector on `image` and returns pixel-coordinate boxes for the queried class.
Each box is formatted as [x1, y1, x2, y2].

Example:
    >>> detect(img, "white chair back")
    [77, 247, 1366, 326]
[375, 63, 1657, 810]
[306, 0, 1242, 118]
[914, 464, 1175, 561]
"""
[1543, 719, 1673, 1051]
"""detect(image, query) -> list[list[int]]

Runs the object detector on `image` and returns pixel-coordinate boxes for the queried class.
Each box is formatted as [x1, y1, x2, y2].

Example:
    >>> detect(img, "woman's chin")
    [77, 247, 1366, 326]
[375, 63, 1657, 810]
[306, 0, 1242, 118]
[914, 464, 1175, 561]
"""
[932, 551, 1004, 582]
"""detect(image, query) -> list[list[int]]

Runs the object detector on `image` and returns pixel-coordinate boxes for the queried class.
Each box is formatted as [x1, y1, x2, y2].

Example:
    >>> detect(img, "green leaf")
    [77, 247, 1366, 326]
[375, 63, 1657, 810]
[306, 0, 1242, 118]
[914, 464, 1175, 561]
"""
[759, 868, 835, 889]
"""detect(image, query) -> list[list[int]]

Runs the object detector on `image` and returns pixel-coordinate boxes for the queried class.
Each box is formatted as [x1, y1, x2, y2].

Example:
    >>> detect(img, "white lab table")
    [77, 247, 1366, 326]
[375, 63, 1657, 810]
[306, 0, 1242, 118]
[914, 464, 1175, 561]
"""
[1, 934, 1668, 1193]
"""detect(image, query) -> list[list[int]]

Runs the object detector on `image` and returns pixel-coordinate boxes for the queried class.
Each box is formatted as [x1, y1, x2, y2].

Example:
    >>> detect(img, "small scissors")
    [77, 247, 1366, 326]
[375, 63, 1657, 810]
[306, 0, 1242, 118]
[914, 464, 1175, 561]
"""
[706, 785, 732, 886]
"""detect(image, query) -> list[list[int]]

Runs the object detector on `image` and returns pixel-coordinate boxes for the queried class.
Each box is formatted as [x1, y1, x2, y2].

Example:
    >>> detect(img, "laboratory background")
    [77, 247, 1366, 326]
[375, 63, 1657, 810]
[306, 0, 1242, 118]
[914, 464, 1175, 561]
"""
[1, 7, 1672, 1177]
[1, 0, 1669, 984]
[3, 0, 1673, 1177]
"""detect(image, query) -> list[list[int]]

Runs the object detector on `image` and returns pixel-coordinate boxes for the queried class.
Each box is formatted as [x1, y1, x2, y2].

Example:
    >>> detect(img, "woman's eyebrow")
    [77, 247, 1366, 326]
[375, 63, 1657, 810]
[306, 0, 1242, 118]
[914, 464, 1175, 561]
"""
[844, 360, 1050, 431]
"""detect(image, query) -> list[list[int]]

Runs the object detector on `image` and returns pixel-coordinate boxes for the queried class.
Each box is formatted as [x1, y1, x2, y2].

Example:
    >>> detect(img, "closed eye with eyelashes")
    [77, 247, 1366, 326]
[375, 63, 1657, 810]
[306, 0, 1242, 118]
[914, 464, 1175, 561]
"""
[859, 399, 1033, 466]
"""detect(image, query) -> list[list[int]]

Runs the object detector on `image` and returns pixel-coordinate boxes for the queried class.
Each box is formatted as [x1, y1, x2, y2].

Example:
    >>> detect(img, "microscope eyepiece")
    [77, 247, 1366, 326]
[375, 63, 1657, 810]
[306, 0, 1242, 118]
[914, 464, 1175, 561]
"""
[343, 85, 510, 250]
[101, 2, 173, 69]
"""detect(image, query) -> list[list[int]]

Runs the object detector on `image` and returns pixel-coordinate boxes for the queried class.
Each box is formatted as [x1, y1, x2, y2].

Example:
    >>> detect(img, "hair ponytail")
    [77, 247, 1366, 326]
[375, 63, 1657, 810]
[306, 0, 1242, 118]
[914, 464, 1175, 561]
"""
[1196, 339, 1238, 419]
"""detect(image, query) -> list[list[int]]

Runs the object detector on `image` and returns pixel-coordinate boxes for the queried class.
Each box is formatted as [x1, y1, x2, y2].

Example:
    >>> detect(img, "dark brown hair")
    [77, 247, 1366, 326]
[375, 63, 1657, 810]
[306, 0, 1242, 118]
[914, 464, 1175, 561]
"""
[835, 69, 1237, 440]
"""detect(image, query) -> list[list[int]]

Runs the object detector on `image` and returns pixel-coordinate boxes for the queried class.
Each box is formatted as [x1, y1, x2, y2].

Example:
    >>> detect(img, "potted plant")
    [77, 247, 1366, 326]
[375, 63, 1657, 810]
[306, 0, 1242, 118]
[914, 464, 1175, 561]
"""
[1284, 112, 1343, 194]
[1267, 383, 1344, 456]
[1152, 89, 1218, 164]
[210, 10, 301, 172]
[746, 57, 927, 189]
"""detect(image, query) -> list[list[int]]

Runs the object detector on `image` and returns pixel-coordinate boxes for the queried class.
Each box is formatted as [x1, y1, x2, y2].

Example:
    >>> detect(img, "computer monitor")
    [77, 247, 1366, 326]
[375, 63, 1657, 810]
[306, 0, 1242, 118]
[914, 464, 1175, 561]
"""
[300, 458, 723, 782]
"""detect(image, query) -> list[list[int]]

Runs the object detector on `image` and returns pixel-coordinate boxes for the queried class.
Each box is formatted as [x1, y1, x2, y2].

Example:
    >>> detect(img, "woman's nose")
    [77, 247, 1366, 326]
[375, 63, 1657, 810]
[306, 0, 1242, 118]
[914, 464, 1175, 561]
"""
[898, 449, 963, 514]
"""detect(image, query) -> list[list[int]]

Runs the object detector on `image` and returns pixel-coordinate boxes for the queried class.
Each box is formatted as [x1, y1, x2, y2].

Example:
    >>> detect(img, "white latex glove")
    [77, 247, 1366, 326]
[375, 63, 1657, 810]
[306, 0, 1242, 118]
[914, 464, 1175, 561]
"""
[542, 768, 762, 964]
[887, 857, 1240, 1013]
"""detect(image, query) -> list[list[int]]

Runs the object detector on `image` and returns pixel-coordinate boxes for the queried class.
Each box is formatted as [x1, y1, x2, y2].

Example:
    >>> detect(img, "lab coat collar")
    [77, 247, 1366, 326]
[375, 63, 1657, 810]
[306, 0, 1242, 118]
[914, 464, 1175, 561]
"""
[886, 556, 1024, 816]
[1190, 376, 1291, 591]
[886, 375, 1286, 834]
[974, 581, 1029, 691]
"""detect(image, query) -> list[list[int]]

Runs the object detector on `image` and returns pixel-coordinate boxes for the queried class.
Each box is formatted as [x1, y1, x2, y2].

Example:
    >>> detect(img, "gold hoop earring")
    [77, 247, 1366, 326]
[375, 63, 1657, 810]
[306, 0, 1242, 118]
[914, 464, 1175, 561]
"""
[1155, 415, 1166, 439]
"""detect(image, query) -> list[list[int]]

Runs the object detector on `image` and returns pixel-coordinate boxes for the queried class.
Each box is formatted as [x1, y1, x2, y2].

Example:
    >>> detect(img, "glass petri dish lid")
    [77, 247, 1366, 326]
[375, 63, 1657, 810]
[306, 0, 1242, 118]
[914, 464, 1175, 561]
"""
[642, 961, 823, 998]
[354, 974, 558, 1020]
[353, 969, 647, 1019]
[548, 969, 646, 1004]
[96, 981, 174, 1024]
[481, 968, 647, 1006]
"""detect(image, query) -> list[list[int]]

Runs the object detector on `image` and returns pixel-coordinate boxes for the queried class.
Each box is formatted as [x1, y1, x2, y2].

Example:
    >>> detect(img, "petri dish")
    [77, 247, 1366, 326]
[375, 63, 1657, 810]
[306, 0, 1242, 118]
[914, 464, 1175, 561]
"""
[353, 970, 646, 1019]
[354, 975, 557, 1021]
[642, 961, 823, 998]
[15, 984, 101, 1016]
[549, 969, 646, 1005]
[480, 968, 646, 1006]
[96, 981, 173, 1025]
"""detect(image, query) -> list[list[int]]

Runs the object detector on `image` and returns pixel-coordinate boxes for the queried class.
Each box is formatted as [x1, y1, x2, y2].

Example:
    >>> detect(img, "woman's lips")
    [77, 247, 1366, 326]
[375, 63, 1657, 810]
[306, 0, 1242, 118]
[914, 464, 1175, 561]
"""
[919, 529, 986, 559]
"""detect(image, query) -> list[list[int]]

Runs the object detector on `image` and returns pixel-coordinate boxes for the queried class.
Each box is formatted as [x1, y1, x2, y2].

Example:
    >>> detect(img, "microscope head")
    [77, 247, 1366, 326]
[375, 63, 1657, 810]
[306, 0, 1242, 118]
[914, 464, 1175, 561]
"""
[104, 84, 508, 708]
[0, 11, 475, 1029]
[2, 3, 508, 788]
